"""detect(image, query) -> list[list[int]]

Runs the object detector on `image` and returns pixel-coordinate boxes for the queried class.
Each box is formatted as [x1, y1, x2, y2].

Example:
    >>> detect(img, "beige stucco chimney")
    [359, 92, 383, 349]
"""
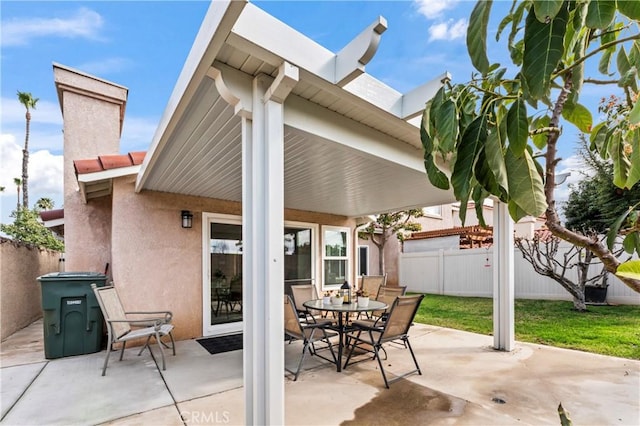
[53, 63, 128, 273]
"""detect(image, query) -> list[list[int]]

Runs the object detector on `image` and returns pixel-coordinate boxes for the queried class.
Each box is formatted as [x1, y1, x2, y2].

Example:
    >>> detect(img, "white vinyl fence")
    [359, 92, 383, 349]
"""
[399, 247, 640, 305]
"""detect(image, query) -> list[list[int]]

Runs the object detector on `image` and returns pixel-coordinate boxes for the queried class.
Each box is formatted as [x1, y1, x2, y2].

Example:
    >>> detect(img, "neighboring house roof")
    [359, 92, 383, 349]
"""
[74, 152, 145, 202]
[408, 225, 494, 249]
[39, 208, 65, 237]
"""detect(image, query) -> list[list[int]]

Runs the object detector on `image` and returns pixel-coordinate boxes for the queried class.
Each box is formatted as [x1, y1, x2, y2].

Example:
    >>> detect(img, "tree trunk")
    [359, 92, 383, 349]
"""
[22, 110, 30, 209]
[572, 294, 587, 311]
[544, 73, 640, 294]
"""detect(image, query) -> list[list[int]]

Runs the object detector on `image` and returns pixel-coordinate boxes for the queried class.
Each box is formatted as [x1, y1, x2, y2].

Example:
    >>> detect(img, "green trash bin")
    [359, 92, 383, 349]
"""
[37, 272, 108, 359]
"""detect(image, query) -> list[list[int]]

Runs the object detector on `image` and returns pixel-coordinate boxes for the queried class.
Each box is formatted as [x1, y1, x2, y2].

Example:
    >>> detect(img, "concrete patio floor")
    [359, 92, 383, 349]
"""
[1, 319, 638, 425]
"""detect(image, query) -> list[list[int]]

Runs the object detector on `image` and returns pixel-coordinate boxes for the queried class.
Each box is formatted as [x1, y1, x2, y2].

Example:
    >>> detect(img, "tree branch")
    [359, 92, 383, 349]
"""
[554, 34, 640, 79]
[584, 78, 619, 85]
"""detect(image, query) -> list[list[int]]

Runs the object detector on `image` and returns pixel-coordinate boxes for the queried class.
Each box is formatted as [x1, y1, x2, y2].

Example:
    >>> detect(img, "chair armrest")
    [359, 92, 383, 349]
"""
[106, 318, 165, 331]
[125, 311, 173, 323]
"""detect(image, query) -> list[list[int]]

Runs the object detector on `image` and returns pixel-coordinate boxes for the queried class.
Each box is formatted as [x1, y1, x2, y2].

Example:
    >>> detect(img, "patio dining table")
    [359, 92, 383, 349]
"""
[303, 299, 388, 372]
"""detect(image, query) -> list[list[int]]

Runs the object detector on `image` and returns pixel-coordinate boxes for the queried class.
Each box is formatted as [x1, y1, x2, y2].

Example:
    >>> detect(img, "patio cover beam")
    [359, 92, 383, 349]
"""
[243, 62, 298, 425]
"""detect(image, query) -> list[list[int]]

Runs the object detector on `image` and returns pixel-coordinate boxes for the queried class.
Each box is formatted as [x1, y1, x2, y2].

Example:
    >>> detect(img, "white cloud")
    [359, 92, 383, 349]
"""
[1, 97, 63, 126]
[1, 7, 105, 47]
[428, 18, 468, 41]
[74, 57, 133, 76]
[1, 98, 63, 153]
[0, 134, 64, 221]
[415, 0, 458, 20]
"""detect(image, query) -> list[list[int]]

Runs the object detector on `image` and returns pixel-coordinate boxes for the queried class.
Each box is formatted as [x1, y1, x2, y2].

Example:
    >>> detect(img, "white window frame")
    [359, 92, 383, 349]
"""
[423, 205, 442, 218]
[321, 225, 351, 291]
[284, 220, 318, 286]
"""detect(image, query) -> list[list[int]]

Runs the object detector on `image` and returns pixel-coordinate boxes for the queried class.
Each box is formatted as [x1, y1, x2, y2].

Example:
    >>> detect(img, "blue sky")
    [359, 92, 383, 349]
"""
[0, 0, 600, 225]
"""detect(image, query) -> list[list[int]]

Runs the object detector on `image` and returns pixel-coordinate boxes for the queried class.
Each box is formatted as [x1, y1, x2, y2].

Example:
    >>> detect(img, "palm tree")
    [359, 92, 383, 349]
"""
[35, 197, 54, 212]
[13, 178, 22, 211]
[17, 91, 39, 209]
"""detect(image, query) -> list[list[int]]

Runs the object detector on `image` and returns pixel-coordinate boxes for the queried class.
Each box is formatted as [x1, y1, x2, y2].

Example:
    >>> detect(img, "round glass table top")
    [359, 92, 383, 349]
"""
[303, 299, 387, 312]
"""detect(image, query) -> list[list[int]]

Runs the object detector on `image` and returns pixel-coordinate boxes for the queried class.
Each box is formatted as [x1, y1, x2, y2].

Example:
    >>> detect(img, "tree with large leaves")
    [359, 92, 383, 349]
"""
[421, 0, 640, 292]
[17, 91, 38, 210]
[358, 210, 423, 277]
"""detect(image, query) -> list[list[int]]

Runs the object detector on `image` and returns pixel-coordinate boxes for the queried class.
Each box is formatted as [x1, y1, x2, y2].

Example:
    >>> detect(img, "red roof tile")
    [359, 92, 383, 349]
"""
[73, 151, 146, 175]
[129, 151, 145, 165]
[74, 159, 103, 174]
[40, 208, 64, 221]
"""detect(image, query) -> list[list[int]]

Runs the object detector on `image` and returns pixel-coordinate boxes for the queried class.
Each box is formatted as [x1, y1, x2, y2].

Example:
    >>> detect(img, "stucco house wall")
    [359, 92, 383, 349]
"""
[55, 65, 126, 274]
[82, 173, 353, 340]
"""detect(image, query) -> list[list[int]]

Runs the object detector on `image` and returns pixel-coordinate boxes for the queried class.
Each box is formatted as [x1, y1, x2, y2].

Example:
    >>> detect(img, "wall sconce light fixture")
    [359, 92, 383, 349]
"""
[181, 210, 193, 228]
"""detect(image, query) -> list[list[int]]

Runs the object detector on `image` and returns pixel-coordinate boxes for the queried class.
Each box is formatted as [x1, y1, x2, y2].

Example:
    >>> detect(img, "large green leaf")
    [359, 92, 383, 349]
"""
[616, 259, 640, 280]
[617, 46, 639, 92]
[589, 122, 608, 153]
[617, 0, 640, 20]
[508, 199, 530, 222]
[533, 0, 564, 22]
[617, 46, 631, 75]
[467, 0, 492, 75]
[452, 116, 487, 202]
[472, 186, 489, 228]
[424, 153, 450, 190]
[610, 132, 631, 188]
[522, 5, 568, 101]
[505, 147, 547, 217]
[485, 125, 509, 199]
[506, 98, 529, 156]
[625, 129, 640, 188]
[562, 103, 593, 133]
[606, 205, 635, 250]
[629, 40, 640, 71]
[623, 232, 640, 254]
[435, 99, 458, 152]
[585, 0, 615, 29]
[420, 107, 433, 153]
[475, 148, 499, 196]
[630, 100, 640, 125]
[599, 49, 615, 75]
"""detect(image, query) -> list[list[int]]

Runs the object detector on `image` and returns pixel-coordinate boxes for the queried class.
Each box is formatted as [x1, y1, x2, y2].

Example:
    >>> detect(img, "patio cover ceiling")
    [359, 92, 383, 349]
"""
[136, 1, 455, 218]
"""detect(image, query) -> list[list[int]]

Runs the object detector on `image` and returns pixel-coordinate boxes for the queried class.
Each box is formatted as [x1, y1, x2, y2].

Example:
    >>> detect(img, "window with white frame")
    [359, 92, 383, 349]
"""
[357, 246, 369, 276]
[423, 205, 442, 218]
[322, 226, 349, 287]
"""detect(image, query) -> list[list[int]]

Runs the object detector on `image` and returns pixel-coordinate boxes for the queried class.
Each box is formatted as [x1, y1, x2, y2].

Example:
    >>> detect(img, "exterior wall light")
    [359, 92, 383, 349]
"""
[181, 210, 193, 228]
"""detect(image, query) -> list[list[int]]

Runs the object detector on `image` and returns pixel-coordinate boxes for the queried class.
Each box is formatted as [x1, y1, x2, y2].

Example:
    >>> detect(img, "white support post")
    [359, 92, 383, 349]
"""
[492, 200, 515, 351]
[243, 63, 297, 426]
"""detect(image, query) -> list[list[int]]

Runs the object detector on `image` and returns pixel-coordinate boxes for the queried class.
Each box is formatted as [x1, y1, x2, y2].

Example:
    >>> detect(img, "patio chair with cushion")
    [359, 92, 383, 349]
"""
[343, 294, 424, 388]
[290, 284, 333, 326]
[284, 295, 337, 381]
[357, 285, 406, 321]
[91, 283, 176, 376]
[360, 274, 386, 299]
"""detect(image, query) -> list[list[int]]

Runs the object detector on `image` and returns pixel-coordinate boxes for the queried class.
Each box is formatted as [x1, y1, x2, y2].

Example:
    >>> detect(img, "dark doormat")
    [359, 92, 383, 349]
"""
[197, 334, 243, 355]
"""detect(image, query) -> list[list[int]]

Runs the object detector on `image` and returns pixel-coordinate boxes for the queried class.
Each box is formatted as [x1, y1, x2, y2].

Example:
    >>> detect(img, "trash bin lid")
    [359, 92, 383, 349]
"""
[37, 272, 108, 282]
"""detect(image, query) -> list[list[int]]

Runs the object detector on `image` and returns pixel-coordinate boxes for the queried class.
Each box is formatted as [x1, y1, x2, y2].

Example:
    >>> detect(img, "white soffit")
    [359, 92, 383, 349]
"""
[137, 0, 455, 216]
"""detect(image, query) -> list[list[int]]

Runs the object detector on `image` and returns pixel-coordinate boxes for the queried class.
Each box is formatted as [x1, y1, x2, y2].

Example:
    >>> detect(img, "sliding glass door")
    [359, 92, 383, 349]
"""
[203, 214, 316, 337]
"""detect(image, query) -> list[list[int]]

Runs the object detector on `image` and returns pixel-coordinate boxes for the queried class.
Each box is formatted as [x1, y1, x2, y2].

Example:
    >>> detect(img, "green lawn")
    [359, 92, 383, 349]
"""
[413, 294, 640, 360]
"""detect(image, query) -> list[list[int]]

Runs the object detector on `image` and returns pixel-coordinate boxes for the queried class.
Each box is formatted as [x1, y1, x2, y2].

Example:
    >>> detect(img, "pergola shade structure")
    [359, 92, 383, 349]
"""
[136, 1, 455, 217]
[133, 1, 514, 424]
